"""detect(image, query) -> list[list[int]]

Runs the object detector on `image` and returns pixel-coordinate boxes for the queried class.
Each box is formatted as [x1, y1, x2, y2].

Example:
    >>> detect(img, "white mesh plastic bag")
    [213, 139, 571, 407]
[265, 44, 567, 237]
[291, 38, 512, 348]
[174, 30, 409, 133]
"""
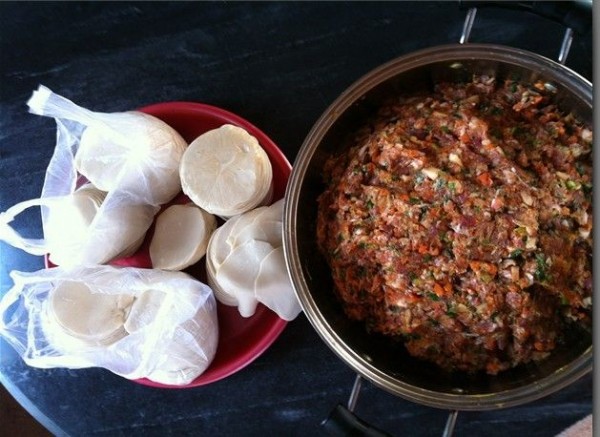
[0, 265, 218, 386]
[0, 85, 187, 266]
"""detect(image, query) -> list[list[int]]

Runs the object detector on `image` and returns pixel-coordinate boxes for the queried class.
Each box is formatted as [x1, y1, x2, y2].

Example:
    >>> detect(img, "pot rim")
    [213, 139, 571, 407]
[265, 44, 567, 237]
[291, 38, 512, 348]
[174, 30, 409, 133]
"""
[283, 43, 593, 410]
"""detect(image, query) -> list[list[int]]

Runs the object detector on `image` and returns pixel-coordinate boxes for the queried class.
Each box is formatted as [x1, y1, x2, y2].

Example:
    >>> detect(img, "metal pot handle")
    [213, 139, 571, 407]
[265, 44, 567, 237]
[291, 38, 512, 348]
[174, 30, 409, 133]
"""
[458, 0, 592, 64]
[322, 375, 392, 437]
[322, 375, 459, 437]
[458, 1, 592, 35]
[322, 404, 392, 437]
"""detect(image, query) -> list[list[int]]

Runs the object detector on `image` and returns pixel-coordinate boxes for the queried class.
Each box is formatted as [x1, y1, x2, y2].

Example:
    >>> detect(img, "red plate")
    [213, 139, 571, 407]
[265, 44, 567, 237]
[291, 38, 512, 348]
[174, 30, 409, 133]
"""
[61, 102, 291, 388]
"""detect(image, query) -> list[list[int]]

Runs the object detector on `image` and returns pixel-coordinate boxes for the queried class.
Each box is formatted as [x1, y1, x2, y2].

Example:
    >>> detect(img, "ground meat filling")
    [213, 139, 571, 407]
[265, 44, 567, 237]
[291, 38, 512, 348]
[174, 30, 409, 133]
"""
[317, 75, 593, 375]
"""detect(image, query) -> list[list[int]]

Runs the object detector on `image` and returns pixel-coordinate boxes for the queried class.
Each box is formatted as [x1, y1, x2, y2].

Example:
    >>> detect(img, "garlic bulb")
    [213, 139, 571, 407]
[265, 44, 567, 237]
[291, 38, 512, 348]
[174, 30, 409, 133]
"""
[180, 124, 273, 217]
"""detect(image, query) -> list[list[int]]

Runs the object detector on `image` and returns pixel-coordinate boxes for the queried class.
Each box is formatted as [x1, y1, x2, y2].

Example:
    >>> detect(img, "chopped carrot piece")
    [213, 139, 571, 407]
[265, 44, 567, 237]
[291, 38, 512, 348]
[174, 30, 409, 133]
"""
[405, 293, 421, 303]
[404, 149, 424, 158]
[417, 243, 428, 254]
[477, 172, 493, 187]
[486, 361, 502, 374]
[469, 261, 498, 278]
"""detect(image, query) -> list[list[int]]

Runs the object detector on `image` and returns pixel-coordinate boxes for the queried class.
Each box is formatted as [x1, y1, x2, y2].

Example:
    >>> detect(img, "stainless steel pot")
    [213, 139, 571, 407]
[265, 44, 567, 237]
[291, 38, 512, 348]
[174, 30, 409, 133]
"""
[282, 6, 592, 421]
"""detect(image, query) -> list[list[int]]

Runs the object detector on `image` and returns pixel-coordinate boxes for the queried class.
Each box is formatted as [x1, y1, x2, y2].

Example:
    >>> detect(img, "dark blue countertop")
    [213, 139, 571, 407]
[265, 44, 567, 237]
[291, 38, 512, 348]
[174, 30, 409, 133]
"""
[0, 2, 593, 436]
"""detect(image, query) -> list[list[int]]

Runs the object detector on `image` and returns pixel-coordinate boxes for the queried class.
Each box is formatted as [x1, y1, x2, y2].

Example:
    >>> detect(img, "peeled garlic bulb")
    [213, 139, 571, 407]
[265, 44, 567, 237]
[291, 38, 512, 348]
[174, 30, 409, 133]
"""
[180, 124, 273, 217]
[47, 281, 133, 347]
[149, 203, 217, 271]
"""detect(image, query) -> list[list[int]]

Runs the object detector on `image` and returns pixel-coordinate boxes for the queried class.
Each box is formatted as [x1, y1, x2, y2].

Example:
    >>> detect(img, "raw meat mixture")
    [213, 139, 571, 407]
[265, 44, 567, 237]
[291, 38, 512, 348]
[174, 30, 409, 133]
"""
[317, 75, 593, 374]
